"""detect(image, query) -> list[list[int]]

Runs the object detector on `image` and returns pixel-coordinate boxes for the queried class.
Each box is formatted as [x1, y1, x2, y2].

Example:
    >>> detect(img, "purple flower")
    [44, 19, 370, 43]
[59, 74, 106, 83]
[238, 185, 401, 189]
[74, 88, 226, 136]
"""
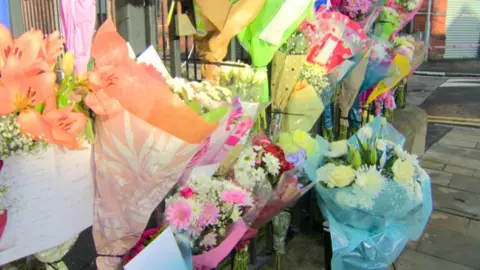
[286, 148, 307, 168]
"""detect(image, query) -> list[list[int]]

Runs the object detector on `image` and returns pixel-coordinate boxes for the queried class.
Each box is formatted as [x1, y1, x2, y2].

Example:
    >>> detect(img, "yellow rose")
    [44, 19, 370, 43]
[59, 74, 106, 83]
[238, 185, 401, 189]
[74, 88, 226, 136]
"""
[329, 165, 356, 188]
[292, 130, 316, 155]
[392, 159, 415, 185]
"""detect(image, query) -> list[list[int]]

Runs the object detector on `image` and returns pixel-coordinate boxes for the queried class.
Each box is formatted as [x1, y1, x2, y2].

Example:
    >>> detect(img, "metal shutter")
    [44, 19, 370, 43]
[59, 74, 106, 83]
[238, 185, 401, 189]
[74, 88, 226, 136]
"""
[444, 0, 480, 59]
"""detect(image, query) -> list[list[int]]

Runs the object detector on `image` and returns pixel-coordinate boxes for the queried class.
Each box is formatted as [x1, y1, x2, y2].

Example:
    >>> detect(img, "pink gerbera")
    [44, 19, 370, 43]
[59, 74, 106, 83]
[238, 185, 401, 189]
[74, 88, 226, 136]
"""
[165, 201, 193, 230]
[199, 203, 220, 227]
[221, 190, 247, 205]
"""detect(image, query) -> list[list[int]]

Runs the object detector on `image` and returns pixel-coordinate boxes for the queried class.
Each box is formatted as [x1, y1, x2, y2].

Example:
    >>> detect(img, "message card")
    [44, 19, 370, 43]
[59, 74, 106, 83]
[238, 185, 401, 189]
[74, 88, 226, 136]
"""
[124, 227, 189, 270]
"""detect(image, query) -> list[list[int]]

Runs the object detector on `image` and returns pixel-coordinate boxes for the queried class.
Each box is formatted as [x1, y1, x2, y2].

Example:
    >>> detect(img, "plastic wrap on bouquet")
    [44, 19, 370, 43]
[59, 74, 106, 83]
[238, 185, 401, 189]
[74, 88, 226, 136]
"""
[60, 0, 96, 73]
[251, 172, 316, 229]
[93, 111, 204, 269]
[271, 52, 307, 111]
[410, 42, 426, 72]
[35, 236, 78, 270]
[304, 118, 432, 270]
[237, 0, 314, 103]
[360, 40, 395, 93]
[366, 54, 411, 105]
[167, 170, 270, 270]
[193, 0, 266, 83]
[390, 0, 424, 39]
[216, 102, 260, 176]
[281, 85, 324, 132]
[373, 7, 401, 42]
[88, 20, 221, 270]
[338, 52, 370, 139]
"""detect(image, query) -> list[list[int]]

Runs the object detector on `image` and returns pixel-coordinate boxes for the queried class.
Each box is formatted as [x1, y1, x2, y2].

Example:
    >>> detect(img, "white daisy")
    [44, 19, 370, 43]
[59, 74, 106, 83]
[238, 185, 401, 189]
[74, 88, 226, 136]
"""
[262, 153, 280, 176]
[354, 165, 386, 195]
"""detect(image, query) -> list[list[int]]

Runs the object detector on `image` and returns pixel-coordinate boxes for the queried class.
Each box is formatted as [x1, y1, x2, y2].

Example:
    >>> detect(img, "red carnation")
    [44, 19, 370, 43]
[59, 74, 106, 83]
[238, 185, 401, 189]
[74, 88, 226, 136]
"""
[180, 186, 195, 199]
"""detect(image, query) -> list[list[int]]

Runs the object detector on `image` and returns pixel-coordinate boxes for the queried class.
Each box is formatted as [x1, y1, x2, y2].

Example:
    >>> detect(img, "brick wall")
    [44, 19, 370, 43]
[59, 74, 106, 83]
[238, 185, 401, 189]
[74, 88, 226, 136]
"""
[414, 0, 448, 59]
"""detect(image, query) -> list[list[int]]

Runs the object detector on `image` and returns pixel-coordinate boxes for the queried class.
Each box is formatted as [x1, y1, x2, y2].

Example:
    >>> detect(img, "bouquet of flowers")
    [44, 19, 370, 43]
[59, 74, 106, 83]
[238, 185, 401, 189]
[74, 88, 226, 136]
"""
[237, 0, 314, 104]
[276, 25, 339, 135]
[349, 40, 394, 134]
[87, 20, 231, 269]
[232, 131, 319, 270]
[165, 175, 262, 269]
[374, 6, 401, 41]
[305, 117, 432, 270]
[219, 63, 267, 103]
[0, 26, 91, 158]
[395, 0, 421, 12]
[393, 35, 416, 61]
[341, 0, 376, 21]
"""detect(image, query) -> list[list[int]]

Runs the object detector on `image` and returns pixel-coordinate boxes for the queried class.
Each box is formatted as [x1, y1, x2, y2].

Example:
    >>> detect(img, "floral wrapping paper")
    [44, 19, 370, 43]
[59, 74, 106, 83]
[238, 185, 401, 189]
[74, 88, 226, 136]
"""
[93, 110, 202, 269]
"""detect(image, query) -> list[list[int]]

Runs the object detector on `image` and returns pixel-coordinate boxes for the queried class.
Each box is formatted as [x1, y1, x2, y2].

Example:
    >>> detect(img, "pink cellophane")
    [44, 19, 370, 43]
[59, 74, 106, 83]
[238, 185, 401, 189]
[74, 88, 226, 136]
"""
[192, 221, 249, 270]
[60, 0, 96, 73]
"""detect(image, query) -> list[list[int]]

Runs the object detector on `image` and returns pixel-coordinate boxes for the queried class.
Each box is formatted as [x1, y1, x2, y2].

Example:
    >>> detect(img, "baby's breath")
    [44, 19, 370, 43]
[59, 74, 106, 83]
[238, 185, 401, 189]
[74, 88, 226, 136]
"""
[0, 113, 47, 159]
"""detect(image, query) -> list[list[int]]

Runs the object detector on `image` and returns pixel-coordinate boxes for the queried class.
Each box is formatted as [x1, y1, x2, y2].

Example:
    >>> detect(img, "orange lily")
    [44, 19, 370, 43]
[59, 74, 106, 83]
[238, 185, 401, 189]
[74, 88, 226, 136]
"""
[0, 58, 56, 116]
[19, 97, 88, 149]
[42, 107, 88, 149]
[0, 25, 49, 74]
[43, 31, 64, 68]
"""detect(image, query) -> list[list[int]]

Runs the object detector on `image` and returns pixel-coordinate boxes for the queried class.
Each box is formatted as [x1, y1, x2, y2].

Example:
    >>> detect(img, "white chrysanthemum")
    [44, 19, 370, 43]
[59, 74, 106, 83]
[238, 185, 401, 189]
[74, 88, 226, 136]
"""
[354, 166, 385, 195]
[326, 140, 349, 158]
[263, 153, 280, 176]
[360, 126, 373, 140]
[394, 145, 419, 164]
[187, 199, 202, 218]
[238, 147, 257, 168]
[230, 205, 242, 221]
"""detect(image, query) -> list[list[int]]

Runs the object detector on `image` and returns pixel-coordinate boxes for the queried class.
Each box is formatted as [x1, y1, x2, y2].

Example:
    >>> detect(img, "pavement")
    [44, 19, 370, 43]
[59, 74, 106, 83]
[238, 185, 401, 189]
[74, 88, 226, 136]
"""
[416, 59, 480, 77]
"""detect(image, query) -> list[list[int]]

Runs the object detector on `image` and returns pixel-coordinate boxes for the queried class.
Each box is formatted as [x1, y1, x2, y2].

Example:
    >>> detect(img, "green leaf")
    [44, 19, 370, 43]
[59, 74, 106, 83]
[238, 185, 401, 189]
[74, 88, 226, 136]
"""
[201, 106, 228, 123]
[85, 118, 96, 143]
[87, 58, 95, 72]
[34, 104, 45, 114]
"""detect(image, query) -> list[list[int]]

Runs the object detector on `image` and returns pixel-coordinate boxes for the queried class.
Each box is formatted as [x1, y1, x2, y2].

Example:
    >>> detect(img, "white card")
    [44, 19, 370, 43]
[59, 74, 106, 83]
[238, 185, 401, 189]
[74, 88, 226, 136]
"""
[314, 38, 339, 65]
[127, 42, 136, 59]
[137, 46, 172, 81]
[190, 164, 220, 178]
[0, 146, 94, 265]
[259, 0, 312, 46]
[124, 228, 188, 270]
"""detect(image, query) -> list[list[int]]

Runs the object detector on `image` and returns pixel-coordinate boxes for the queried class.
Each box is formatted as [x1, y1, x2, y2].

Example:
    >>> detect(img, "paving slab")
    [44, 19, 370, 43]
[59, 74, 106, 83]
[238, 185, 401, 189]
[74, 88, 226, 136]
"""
[450, 175, 480, 194]
[466, 220, 480, 239]
[444, 165, 475, 177]
[420, 160, 445, 171]
[395, 249, 474, 270]
[429, 211, 469, 234]
[444, 128, 480, 144]
[424, 124, 453, 151]
[425, 169, 452, 186]
[264, 233, 325, 270]
[437, 137, 478, 149]
[417, 226, 480, 269]
[432, 185, 480, 219]
[427, 143, 480, 171]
